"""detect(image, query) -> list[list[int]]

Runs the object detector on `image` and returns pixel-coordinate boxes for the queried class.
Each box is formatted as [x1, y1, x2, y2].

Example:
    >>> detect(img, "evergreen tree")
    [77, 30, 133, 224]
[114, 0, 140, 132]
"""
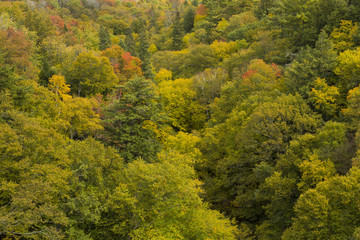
[137, 30, 154, 79]
[100, 76, 162, 162]
[124, 28, 136, 56]
[183, 7, 195, 33]
[171, 10, 184, 50]
[118, 39, 127, 51]
[99, 25, 111, 51]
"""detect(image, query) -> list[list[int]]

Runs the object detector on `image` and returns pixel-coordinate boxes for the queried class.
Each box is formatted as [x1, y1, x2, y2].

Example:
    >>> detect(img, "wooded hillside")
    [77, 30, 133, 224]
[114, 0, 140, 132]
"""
[1, 0, 360, 239]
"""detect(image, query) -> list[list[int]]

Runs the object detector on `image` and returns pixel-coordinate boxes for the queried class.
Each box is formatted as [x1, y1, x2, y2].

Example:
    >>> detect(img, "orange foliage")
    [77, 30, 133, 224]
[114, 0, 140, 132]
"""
[101, 45, 142, 82]
[195, 4, 207, 16]
[98, 0, 116, 6]
[0, 28, 37, 78]
[121, 52, 142, 79]
[50, 15, 65, 29]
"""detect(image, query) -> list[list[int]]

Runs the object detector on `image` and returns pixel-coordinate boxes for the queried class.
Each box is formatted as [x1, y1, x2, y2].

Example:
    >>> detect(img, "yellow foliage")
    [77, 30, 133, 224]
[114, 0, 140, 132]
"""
[215, 18, 229, 33]
[309, 78, 339, 118]
[154, 68, 172, 82]
[158, 78, 206, 131]
[330, 20, 358, 52]
[48, 74, 71, 100]
[148, 43, 158, 54]
[194, 14, 206, 24]
[210, 40, 237, 61]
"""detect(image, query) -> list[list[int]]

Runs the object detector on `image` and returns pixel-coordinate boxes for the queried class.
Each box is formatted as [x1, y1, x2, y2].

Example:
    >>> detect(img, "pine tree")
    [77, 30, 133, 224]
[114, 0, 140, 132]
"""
[101, 76, 162, 162]
[183, 7, 195, 33]
[138, 30, 154, 79]
[124, 28, 136, 56]
[171, 10, 183, 50]
[99, 25, 111, 51]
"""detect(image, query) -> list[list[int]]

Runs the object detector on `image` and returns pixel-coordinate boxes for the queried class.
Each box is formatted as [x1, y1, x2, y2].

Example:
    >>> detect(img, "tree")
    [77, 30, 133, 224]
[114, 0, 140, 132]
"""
[99, 25, 111, 51]
[158, 78, 206, 131]
[182, 44, 217, 76]
[66, 52, 117, 97]
[171, 10, 184, 50]
[101, 45, 142, 82]
[48, 74, 71, 100]
[309, 78, 340, 120]
[330, 20, 358, 52]
[268, 0, 348, 48]
[0, 28, 37, 79]
[285, 31, 338, 97]
[125, 28, 136, 56]
[60, 97, 103, 139]
[137, 31, 154, 79]
[100, 76, 163, 162]
[282, 168, 360, 240]
[334, 47, 360, 93]
[183, 7, 195, 33]
[199, 94, 321, 225]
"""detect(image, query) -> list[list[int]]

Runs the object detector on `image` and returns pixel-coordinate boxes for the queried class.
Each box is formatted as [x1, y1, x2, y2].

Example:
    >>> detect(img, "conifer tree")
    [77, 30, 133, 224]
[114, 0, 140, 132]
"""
[99, 25, 111, 51]
[183, 7, 195, 33]
[171, 10, 183, 50]
[138, 30, 154, 79]
[101, 76, 162, 162]
[124, 28, 136, 56]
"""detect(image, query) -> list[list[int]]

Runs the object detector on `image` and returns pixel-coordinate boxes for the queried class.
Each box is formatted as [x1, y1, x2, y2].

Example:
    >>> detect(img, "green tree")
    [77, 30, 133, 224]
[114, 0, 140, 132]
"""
[171, 10, 184, 50]
[66, 52, 117, 97]
[100, 76, 163, 162]
[334, 47, 360, 93]
[282, 168, 360, 240]
[200, 94, 321, 224]
[285, 31, 338, 97]
[182, 44, 217, 77]
[309, 78, 340, 120]
[125, 28, 136, 56]
[137, 31, 154, 79]
[183, 7, 195, 33]
[99, 25, 111, 51]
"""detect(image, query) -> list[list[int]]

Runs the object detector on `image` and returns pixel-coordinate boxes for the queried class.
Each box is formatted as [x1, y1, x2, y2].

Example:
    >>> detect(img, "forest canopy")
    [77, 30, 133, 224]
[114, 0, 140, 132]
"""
[1, 0, 360, 239]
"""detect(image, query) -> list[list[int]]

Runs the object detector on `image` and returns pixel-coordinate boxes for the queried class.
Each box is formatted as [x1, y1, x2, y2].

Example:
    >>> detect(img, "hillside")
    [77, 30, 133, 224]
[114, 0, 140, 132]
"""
[1, 0, 360, 239]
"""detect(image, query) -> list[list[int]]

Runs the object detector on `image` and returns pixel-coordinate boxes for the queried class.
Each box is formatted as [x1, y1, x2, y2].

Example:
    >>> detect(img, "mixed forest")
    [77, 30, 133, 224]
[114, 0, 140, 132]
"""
[2, 0, 360, 239]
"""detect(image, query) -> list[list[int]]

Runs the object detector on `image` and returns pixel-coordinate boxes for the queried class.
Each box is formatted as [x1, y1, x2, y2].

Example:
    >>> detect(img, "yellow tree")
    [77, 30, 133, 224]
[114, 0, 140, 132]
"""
[158, 78, 206, 131]
[309, 78, 340, 120]
[48, 74, 71, 100]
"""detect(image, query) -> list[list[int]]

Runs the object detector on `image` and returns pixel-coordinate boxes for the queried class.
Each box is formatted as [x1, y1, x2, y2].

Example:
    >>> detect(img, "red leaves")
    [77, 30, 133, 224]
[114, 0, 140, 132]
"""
[50, 15, 65, 29]
[101, 46, 142, 81]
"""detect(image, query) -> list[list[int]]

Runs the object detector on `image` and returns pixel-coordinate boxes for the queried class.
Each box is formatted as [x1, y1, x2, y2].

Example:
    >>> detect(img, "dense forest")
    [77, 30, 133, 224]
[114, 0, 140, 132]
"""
[2, 0, 360, 239]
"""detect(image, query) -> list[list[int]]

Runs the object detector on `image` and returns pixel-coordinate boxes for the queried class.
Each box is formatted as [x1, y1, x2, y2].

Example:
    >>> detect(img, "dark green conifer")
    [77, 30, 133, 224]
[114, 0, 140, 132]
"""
[99, 25, 111, 51]
[138, 30, 154, 79]
[171, 10, 183, 50]
[124, 28, 136, 56]
[183, 7, 195, 33]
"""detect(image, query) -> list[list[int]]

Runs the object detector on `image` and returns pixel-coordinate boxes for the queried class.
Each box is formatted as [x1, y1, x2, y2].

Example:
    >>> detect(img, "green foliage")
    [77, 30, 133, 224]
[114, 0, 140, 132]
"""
[334, 47, 360, 92]
[183, 6, 195, 33]
[285, 31, 338, 97]
[171, 10, 184, 50]
[283, 168, 360, 239]
[330, 20, 358, 52]
[99, 25, 111, 51]
[158, 78, 206, 131]
[200, 94, 321, 226]
[138, 31, 154, 79]
[66, 51, 117, 97]
[100, 76, 162, 162]
[3, 0, 360, 238]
